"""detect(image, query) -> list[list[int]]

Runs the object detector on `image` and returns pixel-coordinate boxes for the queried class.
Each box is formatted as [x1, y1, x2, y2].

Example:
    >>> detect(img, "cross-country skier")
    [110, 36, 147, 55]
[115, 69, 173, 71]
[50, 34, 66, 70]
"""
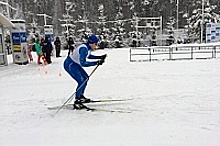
[64, 34, 107, 109]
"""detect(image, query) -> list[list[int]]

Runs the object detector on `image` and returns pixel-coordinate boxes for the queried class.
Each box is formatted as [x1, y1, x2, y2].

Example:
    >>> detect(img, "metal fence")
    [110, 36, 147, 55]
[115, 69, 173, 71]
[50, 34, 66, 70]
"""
[129, 43, 220, 62]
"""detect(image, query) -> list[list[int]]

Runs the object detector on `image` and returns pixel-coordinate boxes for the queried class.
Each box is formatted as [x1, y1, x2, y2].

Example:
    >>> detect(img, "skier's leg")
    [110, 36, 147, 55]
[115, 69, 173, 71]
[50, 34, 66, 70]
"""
[64, 58, 87, 99]
[75, 76, 87, 99]
[78, 68, 89, 96]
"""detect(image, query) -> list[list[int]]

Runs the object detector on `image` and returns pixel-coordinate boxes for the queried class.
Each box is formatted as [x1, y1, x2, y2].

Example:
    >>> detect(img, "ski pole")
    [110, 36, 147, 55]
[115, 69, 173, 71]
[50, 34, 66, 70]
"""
[55, 64, 100, 114]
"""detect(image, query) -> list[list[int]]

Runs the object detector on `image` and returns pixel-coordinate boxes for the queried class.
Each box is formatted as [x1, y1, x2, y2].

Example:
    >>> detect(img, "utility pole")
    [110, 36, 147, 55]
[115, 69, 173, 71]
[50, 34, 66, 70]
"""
[53, 0, 59, 36]
[176, 0, 179, 43]
[201, 0, 205, 43]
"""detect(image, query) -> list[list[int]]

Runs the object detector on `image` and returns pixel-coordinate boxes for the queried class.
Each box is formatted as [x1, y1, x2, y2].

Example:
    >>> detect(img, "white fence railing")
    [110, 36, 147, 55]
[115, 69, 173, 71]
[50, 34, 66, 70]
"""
[130, 43, 220, 62]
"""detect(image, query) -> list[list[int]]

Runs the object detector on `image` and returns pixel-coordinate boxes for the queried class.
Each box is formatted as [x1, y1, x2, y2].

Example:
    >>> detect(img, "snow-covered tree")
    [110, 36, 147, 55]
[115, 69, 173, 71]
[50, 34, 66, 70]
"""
[165, 17, 175, 45]
[97, 4, 108, 34]
[61, 1, 76, 41]
[166, 17, 175, 34]
[3, 0, 220, 45]
[187, 0, 220, 42]
[111, 0, 125, 47]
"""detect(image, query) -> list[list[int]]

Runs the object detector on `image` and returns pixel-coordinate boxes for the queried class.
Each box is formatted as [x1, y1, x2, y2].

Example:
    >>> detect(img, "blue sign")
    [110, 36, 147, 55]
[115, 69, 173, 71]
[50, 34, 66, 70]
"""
[11, 19, 28, 64]
[12, 32, 26, 44]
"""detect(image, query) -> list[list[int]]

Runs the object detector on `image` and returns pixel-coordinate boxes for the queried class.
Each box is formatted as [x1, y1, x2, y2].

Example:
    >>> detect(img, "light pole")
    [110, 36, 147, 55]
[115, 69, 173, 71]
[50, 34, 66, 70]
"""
[201, 0, 205, 43]
[176, 0, 179, 43]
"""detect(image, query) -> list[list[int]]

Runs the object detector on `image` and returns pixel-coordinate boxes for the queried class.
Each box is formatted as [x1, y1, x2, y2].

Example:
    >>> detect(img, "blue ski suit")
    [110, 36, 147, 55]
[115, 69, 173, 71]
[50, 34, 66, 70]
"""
[64, 42, 102, 99]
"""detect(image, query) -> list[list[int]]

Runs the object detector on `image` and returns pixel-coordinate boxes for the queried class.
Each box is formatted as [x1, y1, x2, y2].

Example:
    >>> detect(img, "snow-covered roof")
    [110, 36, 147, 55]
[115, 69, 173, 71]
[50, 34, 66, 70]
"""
[0, 13, 13, 27]
[10, 19, 25, 23]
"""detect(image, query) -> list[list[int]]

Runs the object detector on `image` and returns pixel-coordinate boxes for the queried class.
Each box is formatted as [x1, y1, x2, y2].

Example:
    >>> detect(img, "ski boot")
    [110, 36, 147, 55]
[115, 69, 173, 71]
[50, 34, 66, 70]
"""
[79, 95, 91, 103]
[73, 99, 87, 110]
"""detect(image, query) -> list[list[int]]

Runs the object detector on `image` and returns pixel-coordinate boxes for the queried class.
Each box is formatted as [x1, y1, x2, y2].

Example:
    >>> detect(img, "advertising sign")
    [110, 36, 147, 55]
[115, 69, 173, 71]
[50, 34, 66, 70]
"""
[44, 25, 54, 42]
[11, 20, 28, 65]
[206, 23, 220, 43]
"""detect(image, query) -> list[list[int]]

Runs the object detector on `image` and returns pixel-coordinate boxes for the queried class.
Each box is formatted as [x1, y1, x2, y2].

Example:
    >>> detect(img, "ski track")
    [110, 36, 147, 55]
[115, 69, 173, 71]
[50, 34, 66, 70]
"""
[0, 49, 220, 146]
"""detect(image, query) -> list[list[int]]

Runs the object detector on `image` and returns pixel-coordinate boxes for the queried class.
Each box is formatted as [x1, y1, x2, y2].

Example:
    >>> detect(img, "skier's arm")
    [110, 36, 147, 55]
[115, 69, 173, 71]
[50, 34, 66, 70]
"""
[79, 47, 97, 67]
[88, 54, 107, 61]
[88, 54, 102, 59]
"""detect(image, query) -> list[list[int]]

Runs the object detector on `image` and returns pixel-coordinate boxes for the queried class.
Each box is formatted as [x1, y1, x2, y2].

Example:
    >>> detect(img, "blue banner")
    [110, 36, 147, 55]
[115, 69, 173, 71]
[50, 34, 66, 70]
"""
[12, 32, 26, 44]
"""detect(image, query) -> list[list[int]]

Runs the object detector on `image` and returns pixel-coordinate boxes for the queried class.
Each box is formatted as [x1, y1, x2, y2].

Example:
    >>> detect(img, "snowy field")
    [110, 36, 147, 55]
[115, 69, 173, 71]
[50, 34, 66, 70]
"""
[0, 48, 220, 146]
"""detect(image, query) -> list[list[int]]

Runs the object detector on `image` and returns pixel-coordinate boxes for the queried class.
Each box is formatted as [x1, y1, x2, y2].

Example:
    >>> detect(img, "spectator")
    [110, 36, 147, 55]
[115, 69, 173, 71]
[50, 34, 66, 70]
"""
[131, 34, 137, 47]
[42, 37, 53, 64]
[67, 37, 74, 55]
[35, 39, 47, 65]
[54, 37, 62, 57]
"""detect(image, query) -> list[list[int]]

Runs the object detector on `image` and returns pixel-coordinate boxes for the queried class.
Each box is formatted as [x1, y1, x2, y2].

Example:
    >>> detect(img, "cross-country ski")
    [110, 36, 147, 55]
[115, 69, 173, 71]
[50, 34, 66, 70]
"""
[89, 98, 134, 103]
[48, 103, 132, 113]
[48, 98, 133, 113]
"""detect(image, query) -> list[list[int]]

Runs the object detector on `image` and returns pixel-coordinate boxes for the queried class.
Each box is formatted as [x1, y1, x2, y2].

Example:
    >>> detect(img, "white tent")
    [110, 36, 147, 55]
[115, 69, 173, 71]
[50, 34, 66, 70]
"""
[0, 13, 13, 27]
[0, 13, 13, 66]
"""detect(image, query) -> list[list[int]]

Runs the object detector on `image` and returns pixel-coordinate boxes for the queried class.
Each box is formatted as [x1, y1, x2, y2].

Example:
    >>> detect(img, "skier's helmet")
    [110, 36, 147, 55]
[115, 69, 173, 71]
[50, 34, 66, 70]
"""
[88, 34, 99, 44]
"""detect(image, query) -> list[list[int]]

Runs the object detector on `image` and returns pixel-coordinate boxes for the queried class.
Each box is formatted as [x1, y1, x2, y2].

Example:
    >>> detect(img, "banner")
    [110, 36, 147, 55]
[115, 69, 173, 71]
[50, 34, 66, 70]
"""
[11, 20, 28, 65]
[44, 25, 54, 42]
[206, 23, 220, 43]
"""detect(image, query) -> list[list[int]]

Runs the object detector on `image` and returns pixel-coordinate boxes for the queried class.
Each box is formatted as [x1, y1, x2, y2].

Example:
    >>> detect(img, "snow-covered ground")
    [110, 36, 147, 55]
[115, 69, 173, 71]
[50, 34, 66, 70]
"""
[0, 48, 220, 146]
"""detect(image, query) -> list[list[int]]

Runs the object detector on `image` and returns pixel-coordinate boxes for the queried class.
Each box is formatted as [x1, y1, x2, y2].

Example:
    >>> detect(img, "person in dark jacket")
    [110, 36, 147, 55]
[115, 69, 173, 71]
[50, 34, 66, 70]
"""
[67, 37, 74, 55]
[42, 36, 53, 64]
[54, 37, 61, 57]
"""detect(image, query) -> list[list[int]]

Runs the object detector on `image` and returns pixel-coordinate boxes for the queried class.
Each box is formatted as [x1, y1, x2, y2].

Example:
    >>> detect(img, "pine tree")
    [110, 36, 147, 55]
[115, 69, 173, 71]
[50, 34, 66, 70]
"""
[187, 0, 220, 42]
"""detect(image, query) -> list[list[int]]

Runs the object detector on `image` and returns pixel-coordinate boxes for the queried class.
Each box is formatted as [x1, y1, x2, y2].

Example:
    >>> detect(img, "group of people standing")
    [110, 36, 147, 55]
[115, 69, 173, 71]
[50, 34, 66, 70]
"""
[27, 36, 62, 65]
[35, 37, 53, 65]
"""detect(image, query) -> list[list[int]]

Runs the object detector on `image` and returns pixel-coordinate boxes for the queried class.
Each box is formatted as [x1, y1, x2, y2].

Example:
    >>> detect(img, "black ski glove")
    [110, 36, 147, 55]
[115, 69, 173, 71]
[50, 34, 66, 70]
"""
[97, 54, 107, 65]
[101, 54, 107, 60]
[97, 59, 104, 65]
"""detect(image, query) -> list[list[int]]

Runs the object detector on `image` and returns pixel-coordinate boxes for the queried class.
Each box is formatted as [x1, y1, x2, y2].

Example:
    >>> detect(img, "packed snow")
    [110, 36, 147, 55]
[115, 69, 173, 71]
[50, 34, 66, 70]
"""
[0, 48, 220, 146]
